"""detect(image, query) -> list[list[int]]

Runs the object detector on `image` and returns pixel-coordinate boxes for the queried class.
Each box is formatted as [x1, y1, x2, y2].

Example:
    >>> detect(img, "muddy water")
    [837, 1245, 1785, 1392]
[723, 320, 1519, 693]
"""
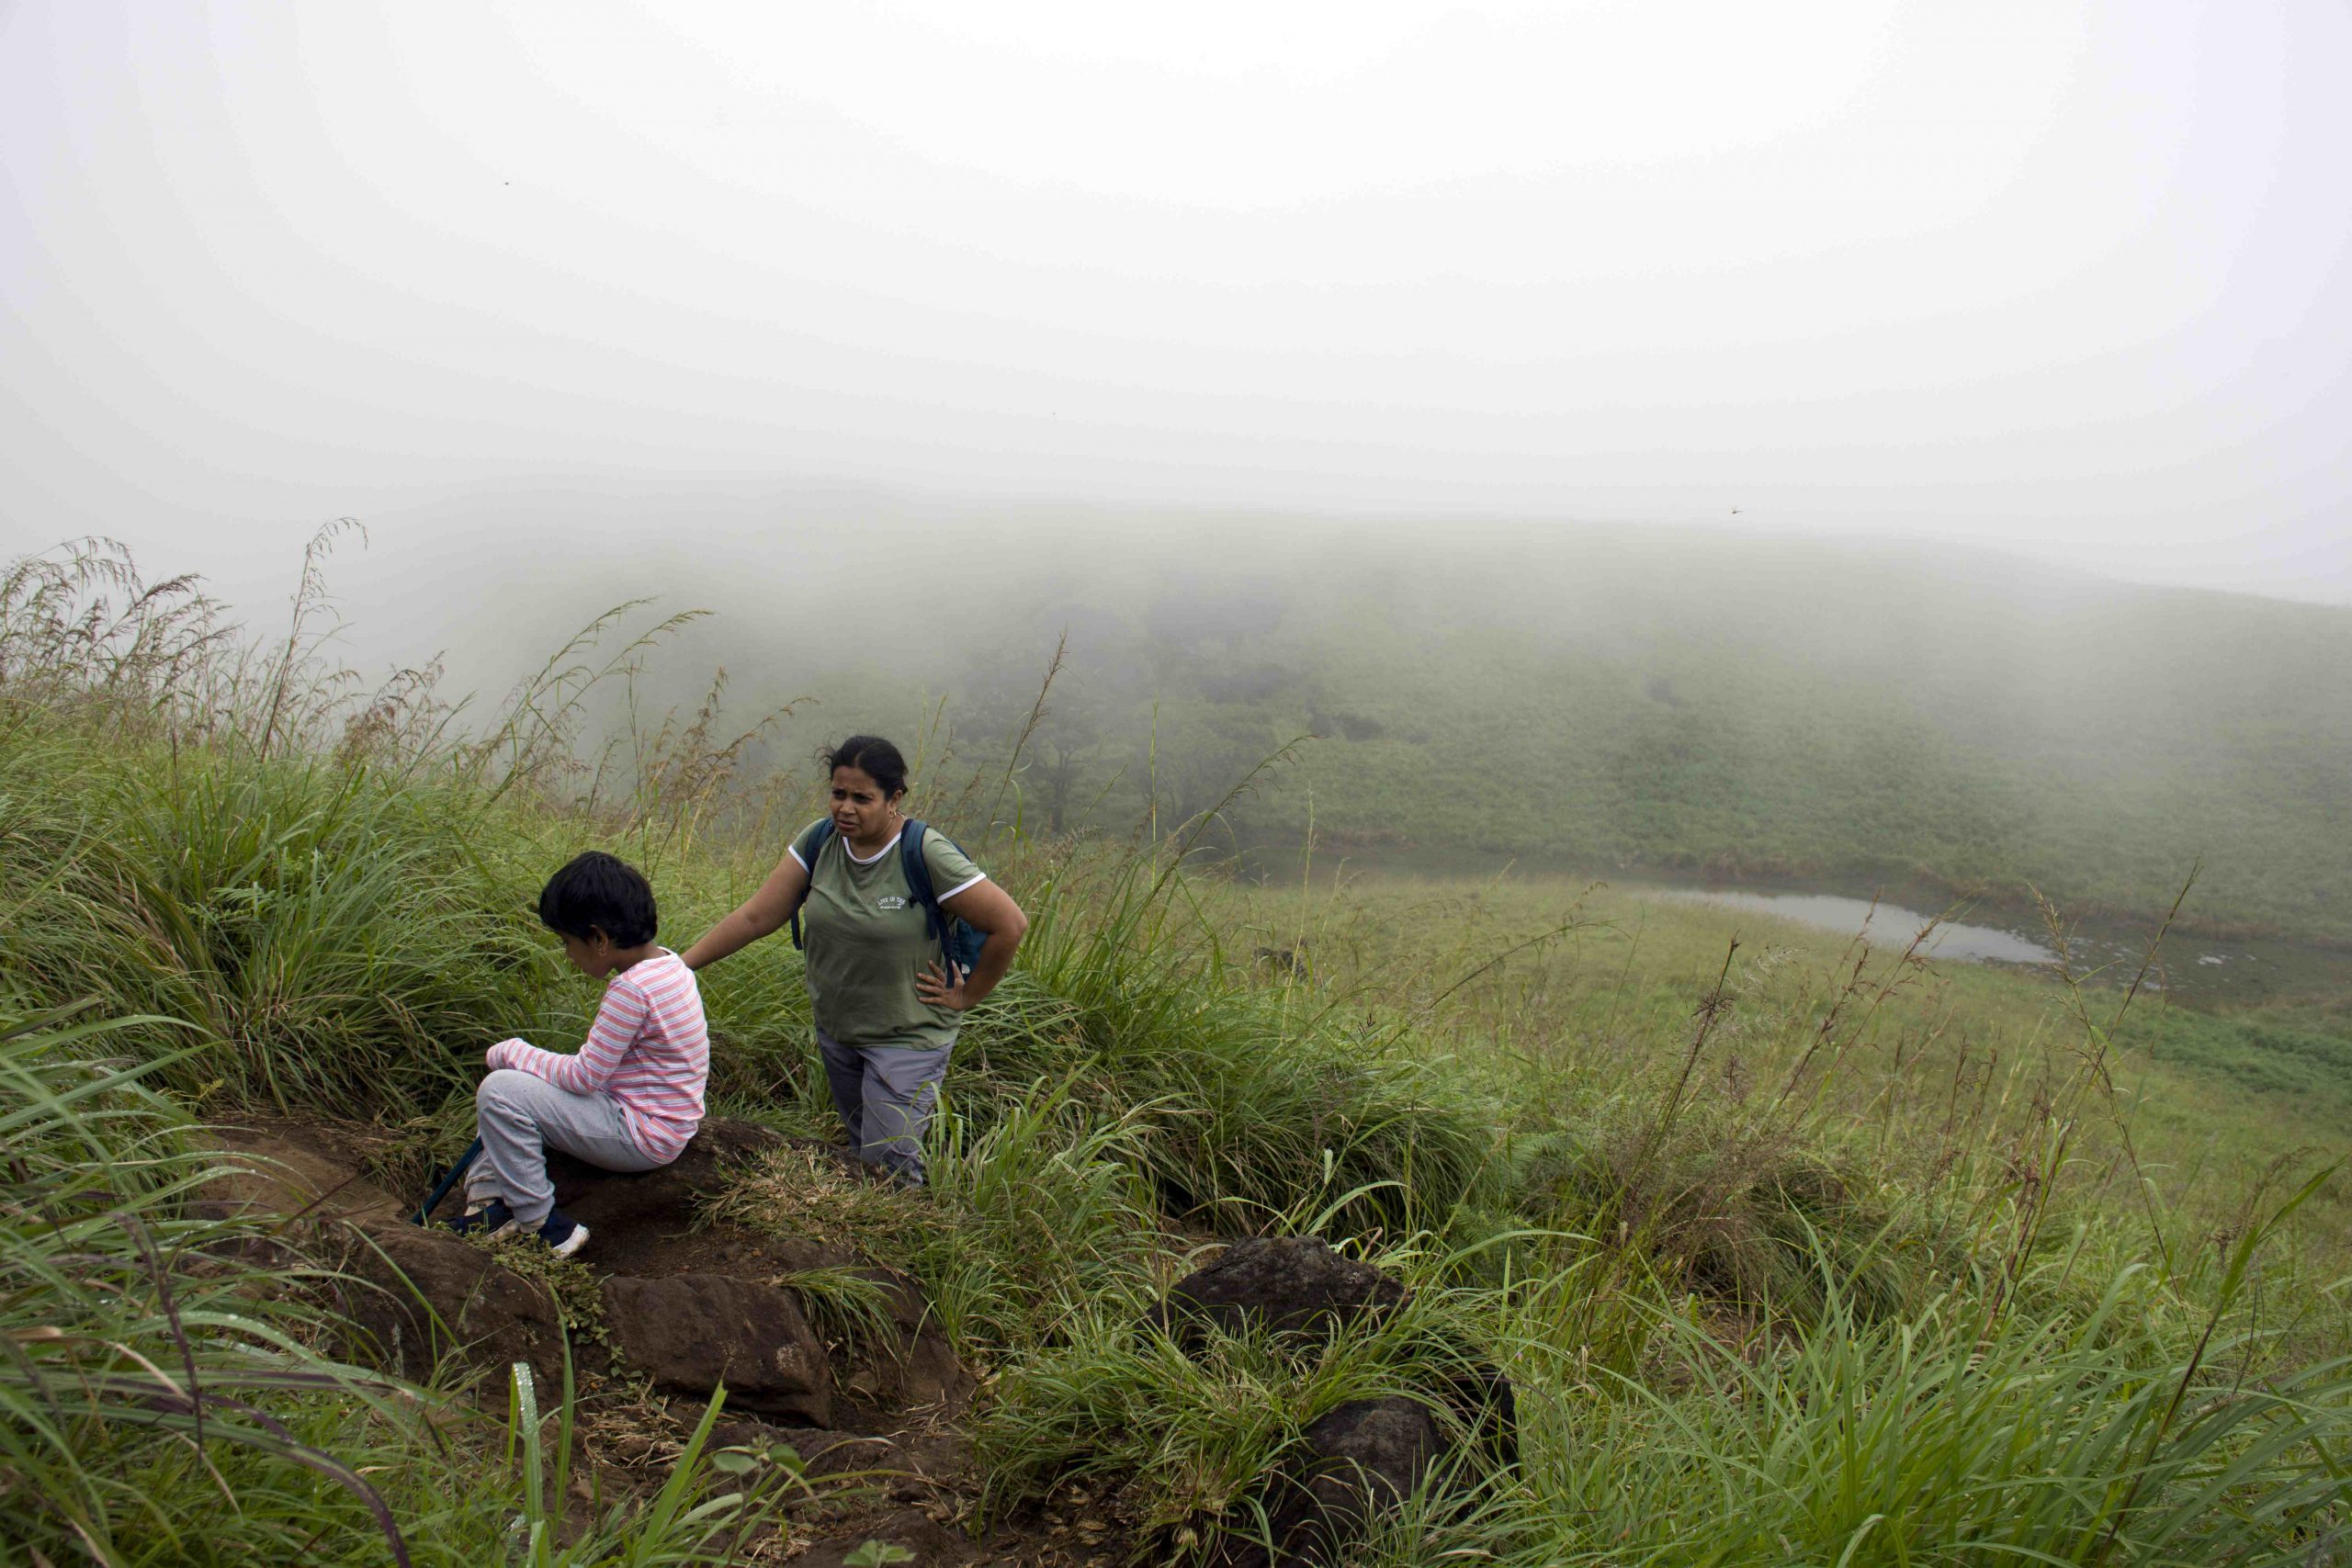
[1607, 882, 2341, 1006]
[1222, 837, 2346, 1007]
[1656, 888, 2055, 964]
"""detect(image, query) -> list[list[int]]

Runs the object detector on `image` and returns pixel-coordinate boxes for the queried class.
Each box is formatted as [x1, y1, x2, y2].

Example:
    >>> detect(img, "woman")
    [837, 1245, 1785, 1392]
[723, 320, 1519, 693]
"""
[682, 735, 1027, 1185]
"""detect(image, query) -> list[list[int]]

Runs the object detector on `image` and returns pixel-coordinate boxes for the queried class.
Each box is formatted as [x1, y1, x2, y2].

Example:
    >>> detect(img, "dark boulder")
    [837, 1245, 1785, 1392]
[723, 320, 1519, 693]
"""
[1144, 1236, 1407, 1349]
[544, 1118, 794, 1248]
[600, 1271, 831, 1424]
[1216, 1397, 1446, 1568]
[1137, 1238, 1518, 1566]
[199, 1114, 973, 1440]
[867, 1314, 971, 1414]
[338, 1222, 567, 1387]
[831, 1265, 977, 1416]
[1150, 1237, 1513, 1460]
[1444, 1354, 1521, 1468]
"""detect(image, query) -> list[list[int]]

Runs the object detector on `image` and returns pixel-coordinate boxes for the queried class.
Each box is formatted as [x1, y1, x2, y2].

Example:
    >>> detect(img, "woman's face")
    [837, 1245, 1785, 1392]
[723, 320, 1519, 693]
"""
[829, 765, 899, 842]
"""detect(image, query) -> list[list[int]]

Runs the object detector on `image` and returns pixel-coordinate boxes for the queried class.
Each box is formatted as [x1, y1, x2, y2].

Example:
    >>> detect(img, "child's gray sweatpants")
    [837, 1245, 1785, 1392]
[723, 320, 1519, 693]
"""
[818, 1030, 951, 1186]
[467, 1067, 664, 1226]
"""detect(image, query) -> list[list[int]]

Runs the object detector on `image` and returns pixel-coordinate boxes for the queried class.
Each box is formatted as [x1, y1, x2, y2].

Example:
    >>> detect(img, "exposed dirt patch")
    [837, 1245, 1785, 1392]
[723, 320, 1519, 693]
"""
[197, 1111, 1102, 1564]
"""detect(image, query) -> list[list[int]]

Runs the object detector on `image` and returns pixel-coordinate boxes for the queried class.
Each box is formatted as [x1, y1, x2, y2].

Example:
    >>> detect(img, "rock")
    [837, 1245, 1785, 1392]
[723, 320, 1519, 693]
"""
[600, 1272, 831, 1424]
[1145, 1236, 1408, 1349]
[337, 1222, 567, 1388]
[548, 1120, 972, 1416]
[1138, 1238, 1519, 1565]
[830, 1265, 977, 1416]
[1148, 1238, 1511, 1452]
[195, 1123, 404, 1225]
[193, 1113, 971, 1438]
[1215, 1397, 1444, 1568]
[1443, 1353, 1521, 1468]
[544, 1118, 792, 1248]
[872, 1315, 972, 1413]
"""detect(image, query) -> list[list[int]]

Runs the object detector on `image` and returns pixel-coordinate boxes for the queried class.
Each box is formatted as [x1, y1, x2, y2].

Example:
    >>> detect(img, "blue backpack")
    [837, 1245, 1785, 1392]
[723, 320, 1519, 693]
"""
[789, 818, 988, 979]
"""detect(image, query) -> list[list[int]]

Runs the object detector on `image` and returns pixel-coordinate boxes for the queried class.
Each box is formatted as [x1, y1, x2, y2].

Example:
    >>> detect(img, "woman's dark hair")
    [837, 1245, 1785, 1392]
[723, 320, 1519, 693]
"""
[538, 851, 658, 948]
[820, 734, 909, 799]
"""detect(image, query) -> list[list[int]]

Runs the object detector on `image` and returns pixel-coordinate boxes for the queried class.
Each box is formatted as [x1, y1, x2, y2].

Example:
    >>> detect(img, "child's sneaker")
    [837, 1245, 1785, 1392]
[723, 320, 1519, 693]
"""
[443, 1199, 515, 1238]
[532, 1208, 589, 1258]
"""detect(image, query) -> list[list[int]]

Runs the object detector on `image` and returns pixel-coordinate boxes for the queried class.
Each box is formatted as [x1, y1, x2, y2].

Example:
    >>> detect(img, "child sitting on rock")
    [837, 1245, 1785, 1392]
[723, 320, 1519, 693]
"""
[447, 852, 708, 1256]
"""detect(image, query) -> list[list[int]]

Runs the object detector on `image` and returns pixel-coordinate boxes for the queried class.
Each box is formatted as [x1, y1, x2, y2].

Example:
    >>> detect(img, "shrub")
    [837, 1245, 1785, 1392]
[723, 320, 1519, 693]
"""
[0, 1001, 799, 1564]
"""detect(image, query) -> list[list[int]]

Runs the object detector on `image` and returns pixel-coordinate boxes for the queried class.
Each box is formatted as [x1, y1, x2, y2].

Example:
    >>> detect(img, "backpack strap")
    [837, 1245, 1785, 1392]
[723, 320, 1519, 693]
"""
[899, 818, 949, 964]
[787, 819, 837, 952]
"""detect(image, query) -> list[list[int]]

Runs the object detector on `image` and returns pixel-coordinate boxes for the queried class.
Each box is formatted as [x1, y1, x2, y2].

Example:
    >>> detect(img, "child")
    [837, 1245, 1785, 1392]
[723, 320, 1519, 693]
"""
[448, 851, 708, 1256]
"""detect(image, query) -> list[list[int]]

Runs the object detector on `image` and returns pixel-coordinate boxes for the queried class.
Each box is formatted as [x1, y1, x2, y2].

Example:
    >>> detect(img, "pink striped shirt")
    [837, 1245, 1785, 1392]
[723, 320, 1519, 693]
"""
[487, 949, 708, 1161]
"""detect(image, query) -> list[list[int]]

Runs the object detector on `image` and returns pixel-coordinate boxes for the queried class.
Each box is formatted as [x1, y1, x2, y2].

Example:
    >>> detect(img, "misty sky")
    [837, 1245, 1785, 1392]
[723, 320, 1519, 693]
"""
[5, 2, 2351, 605]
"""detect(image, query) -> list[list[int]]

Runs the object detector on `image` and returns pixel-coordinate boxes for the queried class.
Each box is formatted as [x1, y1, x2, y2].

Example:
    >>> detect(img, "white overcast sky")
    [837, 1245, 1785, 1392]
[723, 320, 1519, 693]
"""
[4, 1, 2350, 604]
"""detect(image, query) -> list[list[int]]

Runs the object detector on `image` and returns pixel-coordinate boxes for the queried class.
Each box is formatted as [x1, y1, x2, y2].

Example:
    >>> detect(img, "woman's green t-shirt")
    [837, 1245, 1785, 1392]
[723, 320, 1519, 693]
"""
[790, 820, 987, 1051]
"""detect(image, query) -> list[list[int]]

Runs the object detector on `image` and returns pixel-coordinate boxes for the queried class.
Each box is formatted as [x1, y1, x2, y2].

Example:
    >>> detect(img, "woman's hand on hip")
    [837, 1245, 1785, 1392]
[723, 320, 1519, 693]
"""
[916, 959, 971, 1011]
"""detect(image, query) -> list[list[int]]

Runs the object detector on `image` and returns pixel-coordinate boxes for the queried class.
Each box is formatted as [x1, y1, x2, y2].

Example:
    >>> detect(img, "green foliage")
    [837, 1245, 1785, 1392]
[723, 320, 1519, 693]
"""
[0, 732, 564, 1120]
[769, 1263, 905, 1364]
[713, 1081, 1168, 1359]
[977, 1252, 1513, 1556]
[983, 846, 1501, 1235]
[0, 1002, 421, 1562]
[0, 1002, 792, 1565]
[2124, 1005, 2352, 1111]
[502, 1361, 797, 1567]
[9, 532, 2352, 1564]
[1514, 1235, 2352, 1566]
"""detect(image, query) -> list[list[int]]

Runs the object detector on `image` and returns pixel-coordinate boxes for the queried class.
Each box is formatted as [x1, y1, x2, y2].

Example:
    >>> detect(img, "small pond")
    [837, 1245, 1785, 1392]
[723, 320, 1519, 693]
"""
[1657, 888, 2055, 965]
[1217, 834, 2346, 1007]
[1630, 883, 2341, 1005]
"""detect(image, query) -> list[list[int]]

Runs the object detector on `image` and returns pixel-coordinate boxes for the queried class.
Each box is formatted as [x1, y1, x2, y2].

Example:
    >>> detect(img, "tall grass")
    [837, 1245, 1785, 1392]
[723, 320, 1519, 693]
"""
[8, 533, 2352, 1565]
[1516, 1233, 2352, 1565]
[0, 1002, 418, 1562]
[0, 1001, 799, 1564]
[990, 842, 1499, 1235]
[711, 1078, 1169, 1359]
[976, 1238, 1519, 1555]
[0, 731, 561, 1115]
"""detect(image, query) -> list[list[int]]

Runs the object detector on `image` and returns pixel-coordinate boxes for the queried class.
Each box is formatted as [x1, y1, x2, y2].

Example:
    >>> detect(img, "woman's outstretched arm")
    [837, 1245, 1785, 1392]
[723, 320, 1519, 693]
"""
[680, 851, 809, 971]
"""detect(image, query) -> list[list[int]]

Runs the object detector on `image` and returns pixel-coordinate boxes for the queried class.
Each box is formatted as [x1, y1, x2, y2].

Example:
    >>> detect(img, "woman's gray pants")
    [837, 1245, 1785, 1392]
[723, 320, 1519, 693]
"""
[818, 1030, 951, 1186]
[467, 1067, 664, 1225]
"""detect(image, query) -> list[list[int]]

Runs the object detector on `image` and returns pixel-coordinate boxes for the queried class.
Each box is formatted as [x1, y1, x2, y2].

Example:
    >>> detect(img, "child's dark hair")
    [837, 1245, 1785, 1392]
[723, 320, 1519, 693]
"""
[538, 852, 658, 949]
[820, 734, 910, 799]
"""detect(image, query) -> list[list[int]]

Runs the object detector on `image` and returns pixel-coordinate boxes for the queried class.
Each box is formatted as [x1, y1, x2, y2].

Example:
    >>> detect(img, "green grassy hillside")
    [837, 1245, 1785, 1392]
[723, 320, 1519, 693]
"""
[9, 535, 2352, 1564]
[703, 522, 2352, 944]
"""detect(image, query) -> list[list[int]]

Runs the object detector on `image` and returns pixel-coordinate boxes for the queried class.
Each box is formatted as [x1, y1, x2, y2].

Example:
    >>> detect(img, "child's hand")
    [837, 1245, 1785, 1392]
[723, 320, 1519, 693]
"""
[485, 1038, 522, 1069]
[916, 959, 971, 1011]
